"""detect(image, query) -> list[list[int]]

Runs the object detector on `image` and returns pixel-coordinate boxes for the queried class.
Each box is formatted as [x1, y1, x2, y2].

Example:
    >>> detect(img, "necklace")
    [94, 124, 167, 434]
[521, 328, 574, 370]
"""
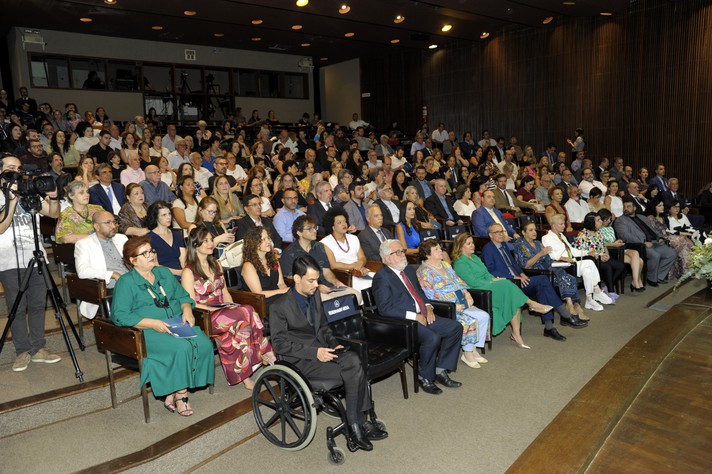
[333, 234, 350, 253]
[73, 206, 90, 223]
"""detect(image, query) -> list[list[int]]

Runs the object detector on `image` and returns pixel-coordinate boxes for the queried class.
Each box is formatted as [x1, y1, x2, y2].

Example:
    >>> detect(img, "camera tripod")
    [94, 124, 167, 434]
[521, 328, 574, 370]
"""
[0, 207, 85, 381]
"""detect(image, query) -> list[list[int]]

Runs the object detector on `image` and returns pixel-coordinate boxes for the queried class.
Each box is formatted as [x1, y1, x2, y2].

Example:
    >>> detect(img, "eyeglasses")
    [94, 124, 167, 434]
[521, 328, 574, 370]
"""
[389, 249, 405, 256]
[302, 226, 316, 231]
[137, 248, 157, 258]
[490, 230, 505, 234]
[205, 209, 218, 215]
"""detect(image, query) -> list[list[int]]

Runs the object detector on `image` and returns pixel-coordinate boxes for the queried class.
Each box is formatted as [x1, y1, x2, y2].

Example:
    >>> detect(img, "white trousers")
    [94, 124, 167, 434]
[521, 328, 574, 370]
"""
[575, 259, 601, 295]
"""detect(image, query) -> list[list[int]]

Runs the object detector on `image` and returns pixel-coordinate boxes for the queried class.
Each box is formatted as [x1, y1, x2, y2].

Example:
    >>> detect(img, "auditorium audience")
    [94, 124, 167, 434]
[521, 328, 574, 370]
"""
[574, 213, 626, 297]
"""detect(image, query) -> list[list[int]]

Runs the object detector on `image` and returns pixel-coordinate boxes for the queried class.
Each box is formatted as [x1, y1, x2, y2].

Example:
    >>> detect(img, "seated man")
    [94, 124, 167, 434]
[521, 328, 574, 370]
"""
[234, 193, 282, 247]
[578, 167, 607, 200]
[89, 163, 125, 215]
[482, 223, 587, 336]
[372, 239, 463, 395]
[424, 179, 464, 227]
[141, 165, 176, 205]
[492, 173, 535, 217]
[374, 183, 399, 227]
[471, 189, 518, 239]
[359, 204, 394, 261]
[343, 182, 366, 231]
[614, 198, 677, 286]
[74, 210, 129, 319]
[273, 188, 305, 243]
[564, 184, 588, 224]
[270, 255, 387, 451]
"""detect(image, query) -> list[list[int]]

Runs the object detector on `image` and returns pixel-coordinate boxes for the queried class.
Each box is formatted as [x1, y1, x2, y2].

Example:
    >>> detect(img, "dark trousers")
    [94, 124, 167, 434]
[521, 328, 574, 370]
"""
[599, 258, 625, 291]
[296, 351, 370, 425]
[519, 275, 563, 322]
[417, 316, 463, 381]
[0, 268, 48, 355]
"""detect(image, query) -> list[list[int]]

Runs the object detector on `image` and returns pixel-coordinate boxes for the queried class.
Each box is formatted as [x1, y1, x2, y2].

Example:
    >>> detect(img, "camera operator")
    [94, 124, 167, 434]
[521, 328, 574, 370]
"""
[0, 155, 61, 372]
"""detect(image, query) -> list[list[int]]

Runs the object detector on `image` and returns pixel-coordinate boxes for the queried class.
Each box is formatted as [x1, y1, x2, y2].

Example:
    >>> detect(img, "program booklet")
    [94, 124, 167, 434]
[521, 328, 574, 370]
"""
[164, 317, 198, 338]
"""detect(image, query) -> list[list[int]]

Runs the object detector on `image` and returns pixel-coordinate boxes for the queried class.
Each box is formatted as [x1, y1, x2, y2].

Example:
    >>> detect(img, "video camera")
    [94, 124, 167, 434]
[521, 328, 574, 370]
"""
[1, 166, 56, 197]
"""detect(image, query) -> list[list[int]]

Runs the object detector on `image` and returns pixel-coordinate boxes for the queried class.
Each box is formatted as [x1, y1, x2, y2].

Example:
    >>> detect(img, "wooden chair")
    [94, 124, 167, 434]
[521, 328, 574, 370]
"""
[65, 273, 106, 342]
[52, 242, 75, 304]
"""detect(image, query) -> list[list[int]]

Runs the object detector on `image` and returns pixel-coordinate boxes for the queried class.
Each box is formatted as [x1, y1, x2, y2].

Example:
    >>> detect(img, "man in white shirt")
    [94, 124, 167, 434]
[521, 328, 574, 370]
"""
[348, 113, 369, 131]
[564, 185, 589, 223]
[162, 124, 182, 152]
[578, 168, 607, 199]
[496, 149, 519, 176]
[271, 129, 297, 154]
[478, 129, 496, 149]
[365, 149, 381, 169]
[167, 138, 191, 170]
[120, 155, 146, 186]
[374, 183, 400, 227]
[431, 123, 448, 149]
[108, 124, 123, 151]
[190, 151, 212, 190]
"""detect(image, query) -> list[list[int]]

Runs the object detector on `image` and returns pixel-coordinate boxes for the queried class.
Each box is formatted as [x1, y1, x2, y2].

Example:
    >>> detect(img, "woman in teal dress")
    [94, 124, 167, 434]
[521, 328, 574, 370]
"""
[451, 233, 552, 349]
[112, 236, 215, 417]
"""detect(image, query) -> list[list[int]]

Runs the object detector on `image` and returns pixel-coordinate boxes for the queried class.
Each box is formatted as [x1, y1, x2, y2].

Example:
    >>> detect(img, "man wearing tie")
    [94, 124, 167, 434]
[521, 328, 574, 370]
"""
[307, 181, 339, 234]
[358, 204, 394, 261]
[445, 155, 459, 190]
[650, 163, 669, 192]
[492, 174, 535, 217]
[471, 189, 518, 239]
[662, 178, 705, 229]
[89, 164, 125, 215]
[625, 181, 648, 214]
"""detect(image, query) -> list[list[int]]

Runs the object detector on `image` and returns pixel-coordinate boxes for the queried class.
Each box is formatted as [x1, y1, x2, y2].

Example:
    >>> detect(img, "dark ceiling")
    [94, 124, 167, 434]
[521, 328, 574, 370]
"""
[3, 0, 630, 64]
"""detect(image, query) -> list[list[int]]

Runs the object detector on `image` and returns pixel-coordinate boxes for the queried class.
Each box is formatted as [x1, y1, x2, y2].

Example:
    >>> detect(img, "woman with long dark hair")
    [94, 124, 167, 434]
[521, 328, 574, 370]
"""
[146, 201, 186, 277]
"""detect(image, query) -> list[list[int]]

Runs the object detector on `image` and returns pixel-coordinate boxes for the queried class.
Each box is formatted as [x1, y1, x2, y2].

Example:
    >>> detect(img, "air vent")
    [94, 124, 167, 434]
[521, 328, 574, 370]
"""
[184, 49, 196, 61]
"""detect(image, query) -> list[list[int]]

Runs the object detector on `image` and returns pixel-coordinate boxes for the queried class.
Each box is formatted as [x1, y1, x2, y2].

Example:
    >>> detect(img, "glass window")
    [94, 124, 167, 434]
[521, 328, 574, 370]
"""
[71, 58, 107, 89]
[260, 71, 281, 98]
[108, 62, 140, 91]
[284, 73, 307, 99]
[142, 64, 173, 92]
[175, 67, 202, 94]
[30, 56, 70, 88]
[235, 70, 259, 97]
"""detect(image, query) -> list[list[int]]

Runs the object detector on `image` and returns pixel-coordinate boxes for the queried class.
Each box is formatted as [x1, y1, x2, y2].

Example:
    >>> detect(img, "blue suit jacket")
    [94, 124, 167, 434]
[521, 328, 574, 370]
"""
[481, 241, 521, 278]
[89, 182, 126, 214]
[372, 264, 429, 318]
[650, 176, 668, 191]
[471, 206, 515, 237]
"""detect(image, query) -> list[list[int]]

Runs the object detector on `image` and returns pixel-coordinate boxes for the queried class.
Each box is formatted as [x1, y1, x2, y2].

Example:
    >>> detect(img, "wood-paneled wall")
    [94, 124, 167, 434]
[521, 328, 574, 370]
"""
[363, 0, 712, 197]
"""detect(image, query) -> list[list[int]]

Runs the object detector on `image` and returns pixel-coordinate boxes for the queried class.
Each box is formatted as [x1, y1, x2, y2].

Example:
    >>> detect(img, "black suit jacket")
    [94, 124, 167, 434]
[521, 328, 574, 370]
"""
[424, 194, 457, 222]
[661, 190, 688, 207]
[375, 199, 398, 227]
[89, 182, 126, 214]
[307, 201, 341, 234]
[234, 215, 282, 247]
[269, 289, 337, 364]
[372, 264, 429, 319]
[624, 193, 647, 215]
[358, 226, 393, 261]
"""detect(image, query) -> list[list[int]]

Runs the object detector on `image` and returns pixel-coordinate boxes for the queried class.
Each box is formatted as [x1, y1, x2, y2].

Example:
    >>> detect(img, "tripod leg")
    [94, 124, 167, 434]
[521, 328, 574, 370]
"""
[53, 302, 84, 382]
[38, 258, 86, 351]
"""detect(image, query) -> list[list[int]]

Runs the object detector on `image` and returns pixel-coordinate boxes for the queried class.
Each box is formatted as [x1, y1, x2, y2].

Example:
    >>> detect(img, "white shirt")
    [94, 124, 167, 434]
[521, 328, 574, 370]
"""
[431, 129, 448, 143]
[102, 184, 122, 215]
[167, 150, 189, 170]
[541, 230, 587, 261]
[578, 179, 607, 199]
[453, 200, 477, 217]
[109, 137, 123, 151]
[349, 119, 369, 130]
[478, 138, 496, 148]
[162, 134, 182, 152]
[120, 167, 146, 186]
[272, 138, 297, 154]
[565, 198, 589, 223]
[321, 233, 361, 265]
[193, 167, 212, 189]
[382, 199, 400, 223]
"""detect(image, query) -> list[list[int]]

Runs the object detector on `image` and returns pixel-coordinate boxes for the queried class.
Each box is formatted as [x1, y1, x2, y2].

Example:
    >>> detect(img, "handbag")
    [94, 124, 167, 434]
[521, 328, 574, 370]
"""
[218, 239, 244, 268]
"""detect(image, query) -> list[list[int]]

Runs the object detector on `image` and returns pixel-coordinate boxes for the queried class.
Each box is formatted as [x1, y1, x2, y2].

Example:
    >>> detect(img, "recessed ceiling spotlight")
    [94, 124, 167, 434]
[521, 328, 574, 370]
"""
[104, 0, 117, 4]
[441, 24, 452, 32]
[251, 37, 261, 41]
[428, 44, 438, 49]
[183, 10, 197, 16]
[344, 32, 355, 37]
[562, 1, 575, 5]
[543, 16, 554, 24]
[301, 43, 311, 47]
[394, 15, 405, 24]
[79, 17, 93, 22]
[251, 19, 263, 25]
[214, 33, 224, 37]
[339, 4, 350, 14]
[292, 24, 303, 30]
[600, 12, 613, 16]
[480, 32, 490, 39]
[390, 39, 400, 44]
[151, 26, 163, 30]
[296, 0, 309, 6]
[320, 57, 328, 61]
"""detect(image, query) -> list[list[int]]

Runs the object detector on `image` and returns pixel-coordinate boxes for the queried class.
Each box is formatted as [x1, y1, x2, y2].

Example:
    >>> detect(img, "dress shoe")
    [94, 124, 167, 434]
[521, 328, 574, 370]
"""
[646, 279, 659, 287]
[349, 423, 373, 451]
[543, 327, 567, 341]
[419, 378, 443, 395]
[561, 314, 588, 328]
[509, 335, 531, 350]
[362, 421, 388, 441]
[460, 354, 481, 369]
[658, 279, 669, 284]
[435, 371, 462, 388]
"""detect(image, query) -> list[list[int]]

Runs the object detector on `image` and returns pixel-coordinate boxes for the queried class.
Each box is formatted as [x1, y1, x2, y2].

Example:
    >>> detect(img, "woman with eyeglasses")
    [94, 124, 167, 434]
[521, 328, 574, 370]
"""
[147, 201, 186, 277]
[55, 181, 104, 243]
[182, 226, 275, 390]
[111, 235, 214, 417]
[192, 197, 235, 247]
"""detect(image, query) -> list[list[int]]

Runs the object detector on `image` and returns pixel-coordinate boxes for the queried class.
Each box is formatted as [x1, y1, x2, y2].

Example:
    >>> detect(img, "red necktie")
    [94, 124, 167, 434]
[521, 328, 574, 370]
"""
[400, 271, 427, 314]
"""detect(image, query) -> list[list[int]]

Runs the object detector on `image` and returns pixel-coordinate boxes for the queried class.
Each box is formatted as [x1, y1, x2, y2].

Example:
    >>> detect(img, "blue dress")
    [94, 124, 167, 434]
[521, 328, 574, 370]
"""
[149, 229, 185, 272]
[399, 222, 421, 249]
[510, 238, 580, 303]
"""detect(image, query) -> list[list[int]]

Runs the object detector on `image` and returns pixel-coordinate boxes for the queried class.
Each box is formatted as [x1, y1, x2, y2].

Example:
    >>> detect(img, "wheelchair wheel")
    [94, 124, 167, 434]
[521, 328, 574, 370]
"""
[328, 447, 345, 465]
[252, 364, 318, 451]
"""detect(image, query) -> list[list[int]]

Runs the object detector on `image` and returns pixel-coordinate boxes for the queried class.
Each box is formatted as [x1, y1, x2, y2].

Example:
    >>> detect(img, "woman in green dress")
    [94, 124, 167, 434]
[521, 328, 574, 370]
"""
[451, 232, 552, 349]
[111, 236, 215, 417]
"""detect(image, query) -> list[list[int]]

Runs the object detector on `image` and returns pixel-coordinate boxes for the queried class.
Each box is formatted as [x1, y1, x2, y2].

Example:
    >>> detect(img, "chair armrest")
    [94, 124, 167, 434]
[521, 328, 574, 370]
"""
[363, 316, 416, 351]
[522, 268, 553, 285]
[335, 337, 368, 372]
[331, 269, 353, 286]
[192, 308, 211, 338]
[430, 300, 456, 319]
[66, 274, 106, 304]
[93, 318, 146, 359]
[466, 289, 492, 314]
[228, 290, 267, 320]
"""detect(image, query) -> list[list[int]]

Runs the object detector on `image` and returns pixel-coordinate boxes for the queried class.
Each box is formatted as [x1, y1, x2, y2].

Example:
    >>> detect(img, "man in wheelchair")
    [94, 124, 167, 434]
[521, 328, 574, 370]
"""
[269, 255, 388, 452]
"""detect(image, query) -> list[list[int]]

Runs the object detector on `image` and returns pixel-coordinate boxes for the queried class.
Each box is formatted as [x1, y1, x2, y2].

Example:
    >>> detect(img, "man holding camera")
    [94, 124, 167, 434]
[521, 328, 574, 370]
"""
[0, 155, 61, 372]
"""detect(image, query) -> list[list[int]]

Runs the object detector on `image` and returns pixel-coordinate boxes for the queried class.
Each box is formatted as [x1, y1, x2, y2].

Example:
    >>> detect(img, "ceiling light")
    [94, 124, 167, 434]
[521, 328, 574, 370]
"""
[251, 19, 263, 25]
[151, 26, 163, 30]
[428, 44, 438, 49]
[390, 39, 400, 44]
[183, 10, 197, 16]
[344, 32, 355, 37]
[214, 33, 224, 37]
[296, 0, 309, 6]
[79, 17, 93, 22]
[320, 57, 328, 61]
[301, 43, 311, 47]
[104, 0, 117, 4]
[292, 24, 303, 30]
[600, 12, 613, 16]
[480, 32, 490, 39]
[339, 4, 350, 14]
[251, 37, 261, 42]
[562, 1, 575, 5]
[394, 15, 405, 24]
[543, 16, 554, 24]
[441, 24, 452, 32]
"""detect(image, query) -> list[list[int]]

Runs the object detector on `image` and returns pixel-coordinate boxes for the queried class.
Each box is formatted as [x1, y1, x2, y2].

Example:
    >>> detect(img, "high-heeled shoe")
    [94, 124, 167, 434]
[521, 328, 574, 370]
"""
[509, 335, 531, 350]
[630, 284, 646, 293]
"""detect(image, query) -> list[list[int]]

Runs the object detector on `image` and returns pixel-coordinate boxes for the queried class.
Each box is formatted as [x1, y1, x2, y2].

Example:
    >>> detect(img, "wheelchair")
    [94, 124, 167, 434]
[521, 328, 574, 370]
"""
[251, 360, 385, 465]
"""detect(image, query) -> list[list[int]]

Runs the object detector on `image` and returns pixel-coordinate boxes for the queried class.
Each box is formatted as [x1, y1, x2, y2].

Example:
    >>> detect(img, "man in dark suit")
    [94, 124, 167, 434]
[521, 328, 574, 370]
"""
[649, 163, 669, 192]
[270, 255, 387, 451]
[358, 204, 393, 261]
[471, 189, 518, 238]
[481, 223, 586, 338]
[411, 165, 433, 200]
[89, 164, 126, 215]
[624, 181, 648, 215]
[307, 181, 340, 235]
[662, 178, 705, 229]
[424, 179, 463, 227]
[372, 239, 463, 395]
[234, 194, 282, 247]
[374, 184, 399, 227]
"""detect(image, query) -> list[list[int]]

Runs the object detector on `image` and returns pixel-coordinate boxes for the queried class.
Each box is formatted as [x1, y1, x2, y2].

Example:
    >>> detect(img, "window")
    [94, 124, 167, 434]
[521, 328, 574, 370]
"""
[71, 58, 106, 89]
[284, 73, 307, 99]
[235, 70, 258, 97]
[260, 71, 281, 98]
[108, 62, 140, 91]
[30, 56, 70, 88]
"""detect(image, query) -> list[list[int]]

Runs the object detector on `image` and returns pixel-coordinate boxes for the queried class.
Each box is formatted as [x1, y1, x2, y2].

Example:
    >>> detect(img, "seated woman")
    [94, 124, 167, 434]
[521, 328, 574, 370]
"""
[395, 200, 421, 256]
[453, 184, 477, 217]
[172, 175, 200, 237]
[118, 183, 150, 237]
[545, 186, 574, 234]
[182, 226, 275, 390]
[604, 179, 624, 217]
[111, 236, 214, 417]
[177, 163, 207, 199]
[245, 176, 275, 218]
[320, 207, 373, 291]
[541, 214, 612, 312]
[451, 233, 553, 350]
[647, 199, 693, 279]
[392, 170, 408, 201]
[587, 187, 605, 213]
[74, 155, 99, 189]
[597, 209, 646, 291]
[211, 175, 244, 230]
[574, 213, 626, 299]
[666, 200, 700, 239]
[193, 197, 236, 247]
[56, 181, 104, 243]
[146, 201, 186, 277]
[416, 239, 489, 368]
[403, 185, 439, 229]
[241, 227, 290, 301]
[512, 221, 587, 320]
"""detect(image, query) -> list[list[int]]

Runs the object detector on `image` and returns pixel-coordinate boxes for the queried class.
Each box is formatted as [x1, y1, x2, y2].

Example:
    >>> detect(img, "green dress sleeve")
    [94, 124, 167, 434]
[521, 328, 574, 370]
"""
[111, 270, 143, 327]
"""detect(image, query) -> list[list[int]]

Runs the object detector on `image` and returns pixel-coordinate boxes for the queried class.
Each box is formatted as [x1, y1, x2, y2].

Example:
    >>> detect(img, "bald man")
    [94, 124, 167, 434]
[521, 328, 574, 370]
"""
[141, 164, 176, 204]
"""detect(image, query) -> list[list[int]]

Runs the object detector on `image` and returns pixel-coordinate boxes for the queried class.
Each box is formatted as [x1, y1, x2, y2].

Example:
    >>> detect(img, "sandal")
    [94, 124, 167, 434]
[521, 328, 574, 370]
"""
[175, 390, 193, 417]
[163, 393, 176, 413]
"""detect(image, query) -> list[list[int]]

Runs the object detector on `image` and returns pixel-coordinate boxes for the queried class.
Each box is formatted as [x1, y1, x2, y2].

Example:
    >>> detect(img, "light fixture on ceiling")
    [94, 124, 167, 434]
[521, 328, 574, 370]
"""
[390, 39, 400, 44]
[301, 43, 311, 47]
[214, 33, 224, 37]
[480, 32, 490, 39]
[320, 57, 328, 61]
[251, 37, 261, 42]
[600, 12, 613, 16]
[441, 24, 452, 32]
[251, 19, 263, 25]
[292, 24, 303, 30]
[79, 17, 93, 22]
[296, 0, 309, 6]
[394, 15, 405, 24]
[151, 26, 163, 30]
[104, 0, 117, 4]
[543, 17, 554, 24]
[428, 44, 438, 49]
[562, 1, 575, 5]
[183, 10, 197, 16]
[344, 32, 355, 37]
[339, 4, 350, 14]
